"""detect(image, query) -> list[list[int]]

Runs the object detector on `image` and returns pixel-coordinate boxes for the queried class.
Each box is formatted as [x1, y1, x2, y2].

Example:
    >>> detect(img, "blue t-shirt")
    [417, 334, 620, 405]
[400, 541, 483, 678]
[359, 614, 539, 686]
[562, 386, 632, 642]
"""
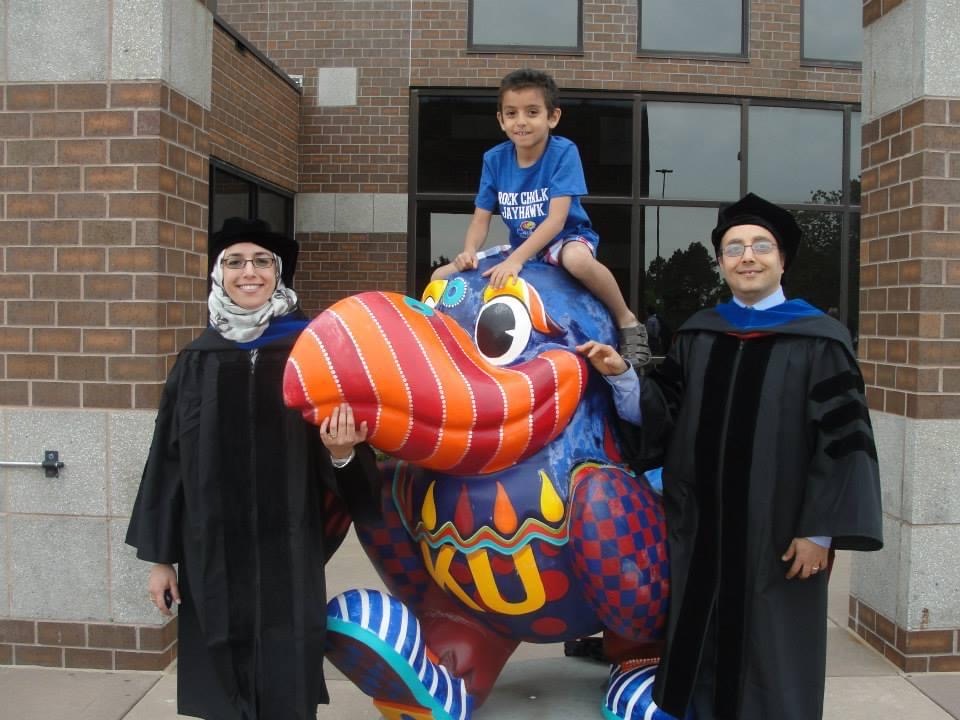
[475, 135, 599, 250]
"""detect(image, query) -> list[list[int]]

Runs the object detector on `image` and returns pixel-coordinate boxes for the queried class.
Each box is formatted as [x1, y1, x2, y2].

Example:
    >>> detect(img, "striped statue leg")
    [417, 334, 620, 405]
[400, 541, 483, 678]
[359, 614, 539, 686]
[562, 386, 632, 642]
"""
[326, 588, 473, 720]
[603, 662, 693, 720]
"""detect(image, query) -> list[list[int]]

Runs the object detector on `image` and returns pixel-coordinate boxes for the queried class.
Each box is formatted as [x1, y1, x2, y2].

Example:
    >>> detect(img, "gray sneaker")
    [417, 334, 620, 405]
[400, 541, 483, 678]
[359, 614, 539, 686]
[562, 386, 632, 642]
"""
[619, 323, 651, 369]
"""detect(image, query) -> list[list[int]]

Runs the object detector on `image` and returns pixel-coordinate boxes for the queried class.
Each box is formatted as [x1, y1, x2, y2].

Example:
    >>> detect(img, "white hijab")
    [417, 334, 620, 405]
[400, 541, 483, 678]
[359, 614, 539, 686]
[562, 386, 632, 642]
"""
[208, 249, 299, 343]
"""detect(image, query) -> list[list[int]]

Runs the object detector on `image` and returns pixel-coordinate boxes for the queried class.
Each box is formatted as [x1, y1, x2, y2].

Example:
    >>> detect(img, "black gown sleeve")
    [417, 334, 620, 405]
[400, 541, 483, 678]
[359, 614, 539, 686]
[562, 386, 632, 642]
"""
[125, 360, 186, 564]
[797, 339, 883, 551]
[618, 339, 688, 471]
[331, 443, 383, 525]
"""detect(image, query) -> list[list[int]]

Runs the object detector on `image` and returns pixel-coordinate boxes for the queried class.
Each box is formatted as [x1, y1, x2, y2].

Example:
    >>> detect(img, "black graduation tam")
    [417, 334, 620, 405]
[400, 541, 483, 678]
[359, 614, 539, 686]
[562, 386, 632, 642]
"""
[209, 217, 299, 287]
[711, 193, 801, 270]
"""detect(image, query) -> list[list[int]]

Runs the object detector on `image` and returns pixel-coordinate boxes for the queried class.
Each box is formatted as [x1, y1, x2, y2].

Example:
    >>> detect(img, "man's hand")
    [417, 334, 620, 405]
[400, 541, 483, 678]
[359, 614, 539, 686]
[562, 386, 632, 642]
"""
[782, 537, 829, 580]
[482, 256, 524, 289]
[576, 340, 629, 376]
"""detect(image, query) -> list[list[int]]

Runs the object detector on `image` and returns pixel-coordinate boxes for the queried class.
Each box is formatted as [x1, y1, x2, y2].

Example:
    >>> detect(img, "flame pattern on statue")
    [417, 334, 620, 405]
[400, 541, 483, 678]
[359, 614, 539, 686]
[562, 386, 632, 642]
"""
[283, 251, 681, 720]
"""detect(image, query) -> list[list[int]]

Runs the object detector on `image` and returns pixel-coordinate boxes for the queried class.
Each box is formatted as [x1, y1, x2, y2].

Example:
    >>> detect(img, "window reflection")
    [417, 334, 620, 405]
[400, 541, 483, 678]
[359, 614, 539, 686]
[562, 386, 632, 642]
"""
[258, 189, 288, 237]
[418, 96, 500, 194]
[847, 212, 860, 345]
[587, 203, 633, 308]
[803, 0, 862, 63]
[212, 167, 250, 232]
[429, 211, 509, 270]
[643, 206, 726, 332]
[561, 99, 633, 196]
[640, 0, 744, 55]
[471, 0, 579, 50]
[784, 209, 842, 312]
[643, 102, 741, 200]
[850, 111, 861, 203]
[211, 166, 293, 238]
[412, 95, 861, 339]
[748, 106, 843, 203]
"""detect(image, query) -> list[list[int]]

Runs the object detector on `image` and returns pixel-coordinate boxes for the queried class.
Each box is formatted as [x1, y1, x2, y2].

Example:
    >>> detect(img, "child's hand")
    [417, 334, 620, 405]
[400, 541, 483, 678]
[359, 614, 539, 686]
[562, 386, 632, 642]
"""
[453, 251, 479, 272]
[482, 256, 523, 289]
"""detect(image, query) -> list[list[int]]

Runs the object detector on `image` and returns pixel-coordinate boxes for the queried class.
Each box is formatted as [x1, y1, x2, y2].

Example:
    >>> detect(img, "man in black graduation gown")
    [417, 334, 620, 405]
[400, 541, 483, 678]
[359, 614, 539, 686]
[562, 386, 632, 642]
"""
[578, 193, 883, 720]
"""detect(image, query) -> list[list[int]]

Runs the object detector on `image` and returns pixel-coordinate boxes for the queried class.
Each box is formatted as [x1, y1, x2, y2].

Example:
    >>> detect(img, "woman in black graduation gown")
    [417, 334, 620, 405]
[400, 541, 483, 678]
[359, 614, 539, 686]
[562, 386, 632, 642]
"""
[126, 218, 380, 720]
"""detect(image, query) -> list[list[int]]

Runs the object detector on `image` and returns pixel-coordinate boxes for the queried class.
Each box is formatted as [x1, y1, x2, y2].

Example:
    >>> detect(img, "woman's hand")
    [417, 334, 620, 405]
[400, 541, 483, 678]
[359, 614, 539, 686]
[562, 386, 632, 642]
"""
[319, 403, 369, 461]
[148, 563, 180, 616]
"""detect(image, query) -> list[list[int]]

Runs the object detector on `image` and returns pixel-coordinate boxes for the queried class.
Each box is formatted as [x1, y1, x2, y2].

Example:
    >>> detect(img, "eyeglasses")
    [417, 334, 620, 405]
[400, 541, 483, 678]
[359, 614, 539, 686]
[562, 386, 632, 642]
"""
[221, 254, 275, 270]
[720, 240, 777, 258]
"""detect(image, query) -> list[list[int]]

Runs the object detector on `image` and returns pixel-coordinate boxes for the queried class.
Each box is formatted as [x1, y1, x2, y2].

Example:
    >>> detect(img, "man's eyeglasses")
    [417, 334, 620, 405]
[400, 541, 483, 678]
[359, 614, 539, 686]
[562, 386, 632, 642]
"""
[221, 254, 275, 270]
[720, 240, 777, 258]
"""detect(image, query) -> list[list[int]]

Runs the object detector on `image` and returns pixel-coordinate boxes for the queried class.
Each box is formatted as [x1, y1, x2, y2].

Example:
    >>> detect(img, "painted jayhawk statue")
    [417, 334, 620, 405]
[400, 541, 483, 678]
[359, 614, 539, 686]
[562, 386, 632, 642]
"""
[283, 248, 684, 720]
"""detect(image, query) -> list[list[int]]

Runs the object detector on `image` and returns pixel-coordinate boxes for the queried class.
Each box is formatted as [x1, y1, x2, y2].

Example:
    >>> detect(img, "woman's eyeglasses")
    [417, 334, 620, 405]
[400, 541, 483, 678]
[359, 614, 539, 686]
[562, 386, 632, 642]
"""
[221, 254, 275, 270]
[720, 240, 777, 258]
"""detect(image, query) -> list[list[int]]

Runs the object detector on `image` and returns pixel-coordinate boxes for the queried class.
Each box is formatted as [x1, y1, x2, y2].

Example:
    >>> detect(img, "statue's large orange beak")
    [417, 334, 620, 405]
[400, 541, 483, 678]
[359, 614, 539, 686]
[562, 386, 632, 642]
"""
[284, 292, 586, 475]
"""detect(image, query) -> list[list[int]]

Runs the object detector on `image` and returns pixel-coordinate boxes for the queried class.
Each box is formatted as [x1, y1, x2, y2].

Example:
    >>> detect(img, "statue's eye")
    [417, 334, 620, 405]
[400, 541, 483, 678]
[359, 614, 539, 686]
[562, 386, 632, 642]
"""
[440, 277, 466, 307]
[474, 295, 532, 366]
[403, 296, 435, 316]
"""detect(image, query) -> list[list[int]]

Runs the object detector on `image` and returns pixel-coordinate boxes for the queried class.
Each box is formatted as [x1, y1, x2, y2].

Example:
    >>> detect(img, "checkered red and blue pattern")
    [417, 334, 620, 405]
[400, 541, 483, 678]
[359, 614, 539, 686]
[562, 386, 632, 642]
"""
[570, 466, 669, 642]
[354, 467, 434, 607]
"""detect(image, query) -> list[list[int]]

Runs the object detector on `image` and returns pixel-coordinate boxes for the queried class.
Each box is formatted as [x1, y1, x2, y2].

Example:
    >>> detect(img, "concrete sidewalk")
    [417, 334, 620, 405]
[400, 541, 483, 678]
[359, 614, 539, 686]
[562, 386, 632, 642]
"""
[3, 534, 959, 720]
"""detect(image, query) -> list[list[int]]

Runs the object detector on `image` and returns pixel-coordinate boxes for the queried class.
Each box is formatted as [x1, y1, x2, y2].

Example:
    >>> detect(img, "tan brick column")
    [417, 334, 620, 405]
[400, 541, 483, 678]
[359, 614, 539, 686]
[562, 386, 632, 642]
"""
[0, 0, 212, 670]
[854, 0, 960, 672]
[1, 82, 209, 410]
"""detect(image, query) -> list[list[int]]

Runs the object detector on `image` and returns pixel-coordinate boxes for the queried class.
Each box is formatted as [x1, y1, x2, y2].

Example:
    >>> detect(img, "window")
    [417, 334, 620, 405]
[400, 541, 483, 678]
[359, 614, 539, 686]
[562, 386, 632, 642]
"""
[589, 204, 635, 307]
[639, 0, 746, 56]
[642, 102, 741, 200]
[552, 98, 633, 196]
[469, 0, 581, 53]
[784, 209, 842, 315]
[410, 91, 862, 339]
[748, 106, 844, 204]
[802, 0, 862, 64]
[417, 96, 501, 194]
[850, 111, 862, 203]
[210, 160, 294, 240]
[643, 207, 726, 328]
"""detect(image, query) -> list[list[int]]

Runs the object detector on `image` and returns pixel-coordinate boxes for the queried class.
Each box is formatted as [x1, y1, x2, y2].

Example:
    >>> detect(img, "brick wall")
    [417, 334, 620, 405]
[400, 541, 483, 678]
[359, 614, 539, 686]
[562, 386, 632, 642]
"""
[859, 99, 960, 420]
[209, 22, 300, 192]
[296, 232, 408, 311]
[0, 616, 176, 671]
[0, 81, 210, 410]
[851, 597, 960, 672]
